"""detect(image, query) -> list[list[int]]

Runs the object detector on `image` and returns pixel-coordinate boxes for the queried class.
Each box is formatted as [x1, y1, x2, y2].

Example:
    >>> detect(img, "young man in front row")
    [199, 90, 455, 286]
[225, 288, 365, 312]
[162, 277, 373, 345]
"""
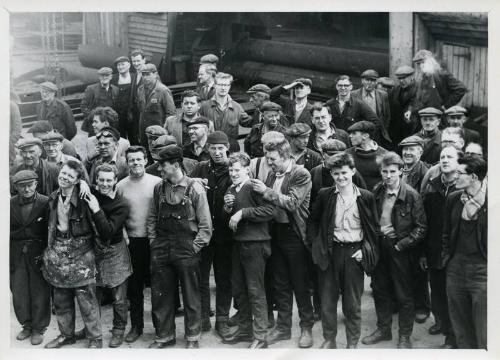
[308, 153, 380, 349]
[221, 153, 275, 348]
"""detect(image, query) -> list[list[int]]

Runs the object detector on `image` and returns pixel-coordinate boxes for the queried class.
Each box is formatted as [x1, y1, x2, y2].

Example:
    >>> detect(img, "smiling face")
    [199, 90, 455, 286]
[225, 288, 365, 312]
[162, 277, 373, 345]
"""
[131, 54, 145, 71]
[43, 140, 63, 160]
[229, 161, 250, 186]
[126, 151, 147, 177]
[96, 170, 117, 196]
[336, 79, 352, 97]
[58, 164, 79, 189]
[188, 124, 208, 142]
[381, 163, 402, 188]
[116, 61, 130, 74]
[208, 143, 228, 164]
[401, 145, 423, 166]
[262, 110, 280, 128]
[331, 165, 355, 188]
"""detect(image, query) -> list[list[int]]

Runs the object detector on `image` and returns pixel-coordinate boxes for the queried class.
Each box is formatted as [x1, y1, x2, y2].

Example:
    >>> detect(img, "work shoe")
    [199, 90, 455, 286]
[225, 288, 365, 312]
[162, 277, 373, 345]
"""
[266, 329, 291, 345]
[298, 328, 313, 348]
[149, 339, 176, 348]
[16, 327, 31, 341]
[361, 329, 392, 345]
[30, 332, 44, 345]
[227, 311, 240, 327]
[397, 335, 412, 349]
[215, 322, 231, 338]
[415, 311, 429, 324]
[44, 335, 76, 349]
[428, 322, 442, 335]
[249, 339, 268, 349]
[221, 328, 253, 344]
[201, 317, 212, 332]
[74, 328, 86, 340]
[88, 339, 103, 348]
[320, 340, 337, 349]
[125, 327, 142, 343]
[186, 340, 199, 349]
[109, 332, 124, 348]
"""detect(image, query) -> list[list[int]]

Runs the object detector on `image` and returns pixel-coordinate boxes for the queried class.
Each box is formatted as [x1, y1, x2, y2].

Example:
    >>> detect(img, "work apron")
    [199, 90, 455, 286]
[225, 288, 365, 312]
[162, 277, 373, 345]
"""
[95, 239, 133, 288]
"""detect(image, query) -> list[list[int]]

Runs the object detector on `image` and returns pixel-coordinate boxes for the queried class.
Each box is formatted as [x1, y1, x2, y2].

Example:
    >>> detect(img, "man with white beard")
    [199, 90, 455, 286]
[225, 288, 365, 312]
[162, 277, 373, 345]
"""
[412, 50, 467, 111]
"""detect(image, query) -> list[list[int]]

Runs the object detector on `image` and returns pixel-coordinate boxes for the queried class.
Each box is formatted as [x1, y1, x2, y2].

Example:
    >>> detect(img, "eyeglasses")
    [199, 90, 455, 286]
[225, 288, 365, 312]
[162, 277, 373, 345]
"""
[337, 84, 351, 88]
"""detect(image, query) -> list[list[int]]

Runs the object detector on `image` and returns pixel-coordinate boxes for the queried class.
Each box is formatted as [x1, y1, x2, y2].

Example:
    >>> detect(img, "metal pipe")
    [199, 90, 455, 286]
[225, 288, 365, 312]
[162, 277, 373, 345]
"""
[77, 44, 128, 69]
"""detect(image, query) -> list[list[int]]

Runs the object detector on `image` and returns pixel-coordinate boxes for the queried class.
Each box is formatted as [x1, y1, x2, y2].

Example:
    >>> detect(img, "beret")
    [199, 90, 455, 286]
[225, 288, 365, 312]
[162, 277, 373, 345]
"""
[158, 144, 183, 162]
[413, 49, 433, 63]
[377, 77, 395, 87]
[96, 126, 120, 141]
[27, 120, 53, 133]
[114, 55, 130, 64]
[445, 105, 467, 115]
[145, 125, 167, 137]
[286, 123, 312, 137]
[292, 78, 313, 87]
[321, 139, 347, 152]
[17, 137, 43, 149]
[207, 131, 229, 145]
[199, 54, 219, 65]
[186, 117, 210, 127]
[97, 67, 113, 76]
[40, 131, 64, 143]
[347, 120, 376, 133]
[395, 65, 415, 78]
[140, 63, 157, 73]
[261, 131, 285, 145]
[418, 107, 443, 116]
[247, 84, 271, 94]
[39, 81, 58, 92]
[360, 69, 379, 79]
[260, 101, 282, 112]
[151, 135, 177, 150]
[12, 170, 38, 185]
[398, 135, 425, 148]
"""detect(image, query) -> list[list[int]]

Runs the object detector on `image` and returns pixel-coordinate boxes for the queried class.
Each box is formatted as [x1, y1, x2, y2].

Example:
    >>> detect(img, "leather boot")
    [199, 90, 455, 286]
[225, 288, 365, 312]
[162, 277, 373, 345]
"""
[361, 328, 392, 345]
[298, 328, 313, 348]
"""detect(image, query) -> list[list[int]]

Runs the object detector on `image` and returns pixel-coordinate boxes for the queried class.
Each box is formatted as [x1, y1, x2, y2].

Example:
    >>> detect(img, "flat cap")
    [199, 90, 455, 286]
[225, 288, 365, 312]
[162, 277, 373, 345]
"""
[360, 69, 379, 79]
[140, 63, 157, 73]
[247, 84, 271, 94]
[199, 54, 219, 65]
[40, 131, 64, 143]
[395, 65, 415, 78]
[398, 135, 425, 148]
[97, 67, 113, 76]
[292, 78, 313, 87]
[145, 125, 167, 137]
[286, 123, 312, 137]
[40, 81, 58, 92]
[260, 101, 282, 112]
[96, 126, 120, 141]
[114, 55, 130, 64]
[17, 137, 43, 149]
[445, 105, 467, 115]
[151, 135, 177, 150]
[261, 131, 285, 145]
[413, 49, 433, 63]
[12, 170, 38, 185]
[347, 120, 376, 133]
[321, 139, 347, 153]
[418, 107, 443, 116]
[377, 77, 395, 87]
[158, 144, 183, 162]
[186, 117, 210, 128]
[27, 120, 53, 134]
[207, 131, 229, 145]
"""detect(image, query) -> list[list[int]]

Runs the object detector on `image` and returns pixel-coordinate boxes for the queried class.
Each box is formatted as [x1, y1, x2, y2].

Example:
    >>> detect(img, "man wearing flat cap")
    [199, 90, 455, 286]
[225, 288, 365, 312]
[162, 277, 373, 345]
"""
[81, 67, 119, 136]
[244, 101, 286, 159]
[11, 138, 60, 196]
[444, 106, 482, 145]
[376, 77, 395, 94]
[271, 78, 314, 127]
[41, 131, 78, 167]
[147, 145, 212, 349]
[183, 117, 211, 162]
[200, 53, 219, 66]
[10, 170, 51, 346]
[27, 120, 78, 160]
[246, 84, 271, 127]
[111, 56, 135, 139]
[352, 69, 392, 148]
[413, 49, 467, 111]
[399, 135, 429, 191]
[413, 107, 443, 165]
[136, 63, 176, 156]
[147, 135, 197, 177]
[286, 123, 322, 172]
[36, 81, 77, 140]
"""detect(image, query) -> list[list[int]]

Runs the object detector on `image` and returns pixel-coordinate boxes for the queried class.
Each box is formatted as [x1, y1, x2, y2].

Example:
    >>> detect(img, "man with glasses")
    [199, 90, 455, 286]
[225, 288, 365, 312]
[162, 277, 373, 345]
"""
[183, 117, 211, 162]
[27, 120, 78, 160]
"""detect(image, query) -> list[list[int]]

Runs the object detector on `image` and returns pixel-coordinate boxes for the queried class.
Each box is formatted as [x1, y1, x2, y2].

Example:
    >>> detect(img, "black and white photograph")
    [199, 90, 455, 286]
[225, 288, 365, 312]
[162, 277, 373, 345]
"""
[4, 3, 496, 358]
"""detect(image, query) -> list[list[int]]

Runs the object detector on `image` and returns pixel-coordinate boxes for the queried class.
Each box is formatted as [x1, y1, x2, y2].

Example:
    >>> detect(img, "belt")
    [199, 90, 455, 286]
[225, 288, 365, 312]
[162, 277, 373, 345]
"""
[330, 241, 362, 248]
[55, 229, 71, 239]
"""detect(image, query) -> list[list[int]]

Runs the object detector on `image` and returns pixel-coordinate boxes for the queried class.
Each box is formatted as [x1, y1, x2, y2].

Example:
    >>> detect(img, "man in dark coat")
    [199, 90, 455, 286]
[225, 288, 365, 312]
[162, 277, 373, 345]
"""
[270, 78, 314, 128]
[444, 105, 482, 145]
[128, 49, 147, 145]
[111, 56, 135, 139]
[196, 63, 217, 101]
[286, 123, 323, 172]
[182, 117, 211, 162]
[307, 102, 350, 154]
[413, 107, 443, 165]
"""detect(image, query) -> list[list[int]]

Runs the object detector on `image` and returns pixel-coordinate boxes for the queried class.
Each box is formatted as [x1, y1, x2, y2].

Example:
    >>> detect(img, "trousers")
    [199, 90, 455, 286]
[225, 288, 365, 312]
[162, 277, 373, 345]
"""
[127, 237, 150, 330]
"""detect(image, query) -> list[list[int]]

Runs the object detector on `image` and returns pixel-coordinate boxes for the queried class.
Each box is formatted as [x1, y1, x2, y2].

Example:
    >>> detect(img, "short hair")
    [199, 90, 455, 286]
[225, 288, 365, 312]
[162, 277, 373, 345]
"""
[228, 152, 251, 167]
[324, 152, 356, 170]
[440, 145, 464, 159]
[335, 75, 351, 84]
[125, 145, 147, 161]
[63, 159, 85, 180]
[91, 107, 119, 130]
[130, 49, 145, 59]
[442, 126, 465, 139]
[465, 142, 484, 157]
[215, 72, 233, 84]
[181, 90, 202, 103]
[310, 102, 331, 116]
[199, 63, 217, 77]
[321, 139, 346, 153]
[264, 140, 292, 160]
[379, 151, 404, 169]
[458, 155, 487, 181]
[95, 163, 118, 179]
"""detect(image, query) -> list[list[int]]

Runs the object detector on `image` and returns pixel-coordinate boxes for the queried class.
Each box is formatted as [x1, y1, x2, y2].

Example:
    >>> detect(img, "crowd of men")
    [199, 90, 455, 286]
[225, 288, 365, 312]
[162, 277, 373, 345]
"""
[9, 48, 487, 350]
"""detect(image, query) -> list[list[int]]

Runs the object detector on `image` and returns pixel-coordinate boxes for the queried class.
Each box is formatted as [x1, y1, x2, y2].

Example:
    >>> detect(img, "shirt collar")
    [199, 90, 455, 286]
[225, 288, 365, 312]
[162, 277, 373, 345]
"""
[235, 178, 250, 192]
[334, 184, 361, 198]
[166, 175, 188, 188]
[275, 160, 293, 178]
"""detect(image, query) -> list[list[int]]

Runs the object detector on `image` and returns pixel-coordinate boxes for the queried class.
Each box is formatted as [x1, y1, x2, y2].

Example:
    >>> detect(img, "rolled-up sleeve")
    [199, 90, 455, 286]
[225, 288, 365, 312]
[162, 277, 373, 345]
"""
[190, 182, 213, 252]
[146, 183, 161, 242]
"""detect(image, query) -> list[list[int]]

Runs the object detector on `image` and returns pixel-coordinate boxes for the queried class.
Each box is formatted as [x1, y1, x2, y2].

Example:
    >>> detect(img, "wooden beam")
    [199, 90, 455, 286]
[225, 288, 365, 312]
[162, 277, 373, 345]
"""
[389, 13, 413, 77]
[423, 20, 487, 33]
[430, 28, 488, 40]
[432, 35, 487, 47]
[165, 13, 177, 83]
[419, 12, 487, 25]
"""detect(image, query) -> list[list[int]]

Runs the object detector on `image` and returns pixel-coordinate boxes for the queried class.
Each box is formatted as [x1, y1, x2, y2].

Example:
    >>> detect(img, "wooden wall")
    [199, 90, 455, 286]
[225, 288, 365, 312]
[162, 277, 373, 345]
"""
[83, 13, 128, 49]
[127, 12, 168, 58]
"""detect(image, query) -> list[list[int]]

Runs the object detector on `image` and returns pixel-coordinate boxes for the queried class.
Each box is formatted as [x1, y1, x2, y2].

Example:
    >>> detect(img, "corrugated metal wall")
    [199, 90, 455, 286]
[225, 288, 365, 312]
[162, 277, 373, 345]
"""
[127, 12, 168, 58]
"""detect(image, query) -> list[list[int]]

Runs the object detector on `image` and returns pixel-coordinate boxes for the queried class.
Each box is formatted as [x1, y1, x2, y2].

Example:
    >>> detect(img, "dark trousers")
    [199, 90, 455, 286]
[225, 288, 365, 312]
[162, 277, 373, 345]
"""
[446, 257, 487, 349]
[271, 224, 314, 332]
[413, 262, 431, 315]
[306, 252, 321, 314]
[128, 109, 141, 146]
[127, 237, 150, 330]
[232, 241, 271, 341]
[429, 268, 455, 344]
[98, 280, 128, 333]
[10, 243, 51, 332]
[53, 284, 101, 340]
[200, 240, 233, 323]
[372, 238, 414, 337]
[318, 243, 364, 345]
[151, 254, 201, 342]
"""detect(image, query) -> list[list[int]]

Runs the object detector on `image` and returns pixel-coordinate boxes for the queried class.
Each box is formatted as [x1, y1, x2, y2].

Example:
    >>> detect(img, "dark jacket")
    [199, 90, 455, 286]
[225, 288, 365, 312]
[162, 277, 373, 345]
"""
[463, 127, 482, 145]
[11, 159, 60, 196]
[416, 129, 442, 165]
[164, 112, 215, 147]
[196, 83, 216, 102]
[244, 122, 286, 159]
[270, 85, 313, 128]
[373, 181, 427, 251]
[402, 160, 429, 191]
[389, 83, 419, 144]
[146, 158, 197, 177]
[81, 83, 119, 134]
[37, 98, 77, 140]
[86, 155, 129, 187]
[442, 190, 487, 266]
[344, 145, 388, 191]
[416, 69, 467, 110]
[294, 148, 323, 172]
[10, 193, 49, 243]
[351, 88, 391, 137]
[183, 142, 211, 162]
[307, 186, 380, 274]
[307, 124, 351, 154]
[91, 189, 129, 246]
